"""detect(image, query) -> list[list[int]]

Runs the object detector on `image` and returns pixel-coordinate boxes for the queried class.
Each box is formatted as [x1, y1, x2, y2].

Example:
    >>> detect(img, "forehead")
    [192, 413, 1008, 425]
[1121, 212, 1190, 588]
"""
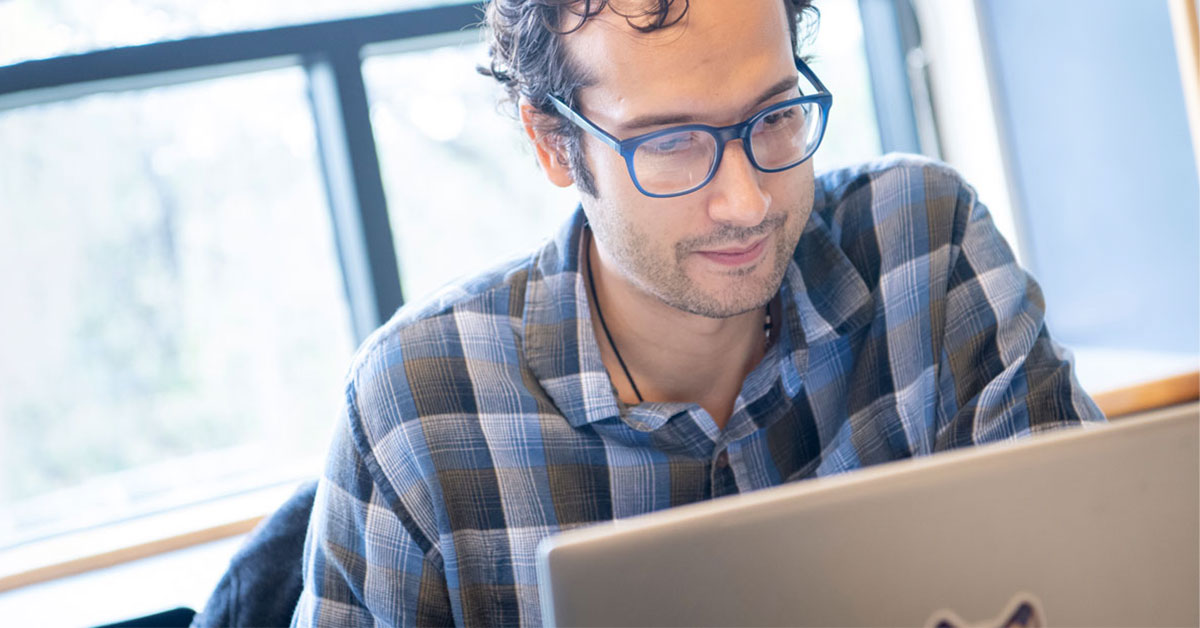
[563, 0, 795, 125]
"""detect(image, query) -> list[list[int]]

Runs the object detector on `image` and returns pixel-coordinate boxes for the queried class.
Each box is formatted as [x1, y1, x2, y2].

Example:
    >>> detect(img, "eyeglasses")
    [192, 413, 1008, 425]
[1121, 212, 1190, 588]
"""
[547, 55, 832, 198]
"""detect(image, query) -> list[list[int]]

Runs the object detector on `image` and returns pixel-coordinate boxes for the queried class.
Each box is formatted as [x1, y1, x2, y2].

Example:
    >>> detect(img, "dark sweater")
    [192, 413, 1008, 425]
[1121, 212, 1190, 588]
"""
[191, 480, 317, 628]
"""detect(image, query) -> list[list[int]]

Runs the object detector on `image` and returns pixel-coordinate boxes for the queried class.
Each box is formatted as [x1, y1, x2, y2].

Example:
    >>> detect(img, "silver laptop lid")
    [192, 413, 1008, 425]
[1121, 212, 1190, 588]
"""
[537, 405, 1199, 627]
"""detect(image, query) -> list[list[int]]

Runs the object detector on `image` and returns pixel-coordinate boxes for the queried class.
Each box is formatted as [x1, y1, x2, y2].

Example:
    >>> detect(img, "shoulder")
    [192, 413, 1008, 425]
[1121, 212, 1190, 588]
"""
[813, 153, 976, 237]
[335, 206, 584, 462]
[808, 154, 980, 286]
[333, 249, 541, 462]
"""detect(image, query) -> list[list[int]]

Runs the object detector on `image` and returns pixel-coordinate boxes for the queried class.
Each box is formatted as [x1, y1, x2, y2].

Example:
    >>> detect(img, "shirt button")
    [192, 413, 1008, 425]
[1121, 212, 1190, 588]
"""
[715, 451, 729, 468]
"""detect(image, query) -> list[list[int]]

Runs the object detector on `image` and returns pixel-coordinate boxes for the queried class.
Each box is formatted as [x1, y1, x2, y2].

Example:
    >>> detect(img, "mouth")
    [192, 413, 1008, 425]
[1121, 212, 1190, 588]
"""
[695, 235, 770, 267]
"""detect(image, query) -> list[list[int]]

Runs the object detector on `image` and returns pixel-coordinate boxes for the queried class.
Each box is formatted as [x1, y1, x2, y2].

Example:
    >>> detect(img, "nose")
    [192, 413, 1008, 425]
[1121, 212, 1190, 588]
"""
[704, 140, 770, 227]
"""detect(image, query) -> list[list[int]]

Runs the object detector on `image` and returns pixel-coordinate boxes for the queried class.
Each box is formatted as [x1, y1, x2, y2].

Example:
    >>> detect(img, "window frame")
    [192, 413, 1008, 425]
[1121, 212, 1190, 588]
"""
[0, 3, 487, 344]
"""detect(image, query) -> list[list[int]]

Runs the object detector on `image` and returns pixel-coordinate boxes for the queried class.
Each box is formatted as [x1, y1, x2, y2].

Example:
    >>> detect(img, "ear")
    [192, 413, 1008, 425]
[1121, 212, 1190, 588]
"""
[520, 99, 576, 188]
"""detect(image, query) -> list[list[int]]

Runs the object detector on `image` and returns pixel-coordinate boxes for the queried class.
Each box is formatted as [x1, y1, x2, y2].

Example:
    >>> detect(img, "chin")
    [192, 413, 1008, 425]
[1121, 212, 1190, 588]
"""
[690, 248, 788, 316]
[665, 267, 782, 319]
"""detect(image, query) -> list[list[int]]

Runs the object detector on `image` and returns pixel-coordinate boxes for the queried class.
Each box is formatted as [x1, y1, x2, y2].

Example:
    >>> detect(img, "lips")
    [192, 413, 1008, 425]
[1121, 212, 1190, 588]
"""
[695, 236, 769, 267]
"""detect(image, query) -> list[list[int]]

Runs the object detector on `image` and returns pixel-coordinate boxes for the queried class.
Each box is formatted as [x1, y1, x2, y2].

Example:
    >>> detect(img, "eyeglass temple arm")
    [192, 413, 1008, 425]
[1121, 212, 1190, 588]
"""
[794, 56, 831, 97]
[546, 95, 624, 152]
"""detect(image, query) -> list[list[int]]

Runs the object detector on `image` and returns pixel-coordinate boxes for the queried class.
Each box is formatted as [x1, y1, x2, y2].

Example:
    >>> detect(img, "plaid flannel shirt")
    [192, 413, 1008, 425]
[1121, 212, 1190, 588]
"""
[292, 155, 1104, 627]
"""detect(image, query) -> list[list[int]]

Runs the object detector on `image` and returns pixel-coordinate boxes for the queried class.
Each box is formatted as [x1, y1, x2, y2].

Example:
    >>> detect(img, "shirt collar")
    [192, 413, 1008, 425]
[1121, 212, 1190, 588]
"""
[522, 208, 622, 428]
[522, 198, 872, 429]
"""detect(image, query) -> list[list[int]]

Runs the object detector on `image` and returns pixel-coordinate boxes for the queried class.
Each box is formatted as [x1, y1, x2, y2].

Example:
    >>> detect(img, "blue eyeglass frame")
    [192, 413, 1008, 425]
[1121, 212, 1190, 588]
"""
[546, 55, 833, 198]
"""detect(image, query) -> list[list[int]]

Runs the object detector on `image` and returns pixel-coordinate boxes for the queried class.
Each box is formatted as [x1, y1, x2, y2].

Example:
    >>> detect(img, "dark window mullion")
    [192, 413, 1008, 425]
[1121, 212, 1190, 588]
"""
[306, 48, 403, 344]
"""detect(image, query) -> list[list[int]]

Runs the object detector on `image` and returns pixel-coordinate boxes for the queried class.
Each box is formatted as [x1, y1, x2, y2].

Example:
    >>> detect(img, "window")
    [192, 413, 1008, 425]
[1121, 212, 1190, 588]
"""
[0, 67, 355, 547]
[807, 0, 881, 171]
[364, 42, 578, 300]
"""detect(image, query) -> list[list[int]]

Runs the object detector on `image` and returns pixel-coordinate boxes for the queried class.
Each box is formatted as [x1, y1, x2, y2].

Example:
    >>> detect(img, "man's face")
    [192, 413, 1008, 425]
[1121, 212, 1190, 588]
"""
[564, 0, 815, 319]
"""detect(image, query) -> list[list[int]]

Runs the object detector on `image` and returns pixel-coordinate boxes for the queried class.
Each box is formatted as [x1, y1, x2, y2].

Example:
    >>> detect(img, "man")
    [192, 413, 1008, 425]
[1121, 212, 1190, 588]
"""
[293, 1, 1104, 625]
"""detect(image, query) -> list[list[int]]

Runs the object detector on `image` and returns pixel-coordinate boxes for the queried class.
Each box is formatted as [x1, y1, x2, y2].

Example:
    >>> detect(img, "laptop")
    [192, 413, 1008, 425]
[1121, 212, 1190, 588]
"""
[536, 404, 1199, 627]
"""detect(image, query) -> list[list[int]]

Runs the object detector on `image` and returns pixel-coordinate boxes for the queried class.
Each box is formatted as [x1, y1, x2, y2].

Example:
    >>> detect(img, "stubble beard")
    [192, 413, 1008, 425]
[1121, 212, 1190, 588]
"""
[598, 210, 801, 319]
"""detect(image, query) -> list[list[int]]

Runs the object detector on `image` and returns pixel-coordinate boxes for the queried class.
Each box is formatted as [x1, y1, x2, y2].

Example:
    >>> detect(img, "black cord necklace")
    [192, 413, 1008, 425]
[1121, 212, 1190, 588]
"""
[586, 232, 645, 403]
[584, 229, 773, 405]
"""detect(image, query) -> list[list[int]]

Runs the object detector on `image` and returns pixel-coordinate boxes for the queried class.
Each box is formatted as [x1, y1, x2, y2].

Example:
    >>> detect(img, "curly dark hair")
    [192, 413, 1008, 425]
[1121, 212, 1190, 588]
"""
[479, 0, 818, 197]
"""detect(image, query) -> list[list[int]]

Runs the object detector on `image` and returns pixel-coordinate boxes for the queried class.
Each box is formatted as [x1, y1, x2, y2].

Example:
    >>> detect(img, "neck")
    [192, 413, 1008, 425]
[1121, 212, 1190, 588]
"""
[585, 230, 772, 429]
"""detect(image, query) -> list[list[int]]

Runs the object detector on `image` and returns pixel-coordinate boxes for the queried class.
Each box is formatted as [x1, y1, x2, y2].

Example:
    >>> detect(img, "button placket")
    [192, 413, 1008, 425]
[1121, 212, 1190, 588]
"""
[710, 446, 738, 497]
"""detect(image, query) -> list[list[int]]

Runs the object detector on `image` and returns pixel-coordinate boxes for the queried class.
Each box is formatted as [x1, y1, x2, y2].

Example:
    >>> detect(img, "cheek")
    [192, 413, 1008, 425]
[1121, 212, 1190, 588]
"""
[797, 162, 816, 202]
[584, 192, 685, 277]
[771, 163, 815, 226]
[777, 161, 813, 201]
[583, 142, 679, 246]
[583, 137, 647, 201]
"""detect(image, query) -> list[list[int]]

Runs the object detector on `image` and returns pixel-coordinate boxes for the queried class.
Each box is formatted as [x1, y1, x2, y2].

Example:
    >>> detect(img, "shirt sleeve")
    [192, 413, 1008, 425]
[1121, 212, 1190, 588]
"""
[292, 386, 454, 628]
[932, 178, 1106, 449]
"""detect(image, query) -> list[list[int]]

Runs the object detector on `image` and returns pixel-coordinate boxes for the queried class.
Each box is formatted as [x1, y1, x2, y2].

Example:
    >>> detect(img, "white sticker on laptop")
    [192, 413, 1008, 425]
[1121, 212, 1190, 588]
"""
[925, 592, 1046, 628]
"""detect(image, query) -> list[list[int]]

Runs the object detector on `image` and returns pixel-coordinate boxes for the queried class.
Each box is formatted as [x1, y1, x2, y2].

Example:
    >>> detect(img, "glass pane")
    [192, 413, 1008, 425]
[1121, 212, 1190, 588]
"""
[0, 67, 355, 546]
[0, 0, 455, 66]
[364, 42, 579, 303]
[809, 0, 882, 171]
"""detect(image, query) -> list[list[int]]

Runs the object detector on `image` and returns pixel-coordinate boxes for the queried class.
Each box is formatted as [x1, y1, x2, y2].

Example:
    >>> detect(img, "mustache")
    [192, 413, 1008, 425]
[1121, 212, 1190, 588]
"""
[676, 212, 787, 253]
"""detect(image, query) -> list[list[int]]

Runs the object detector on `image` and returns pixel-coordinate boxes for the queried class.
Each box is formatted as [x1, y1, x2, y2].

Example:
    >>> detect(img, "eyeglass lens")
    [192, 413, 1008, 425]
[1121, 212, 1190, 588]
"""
[630, 101, 823, 195]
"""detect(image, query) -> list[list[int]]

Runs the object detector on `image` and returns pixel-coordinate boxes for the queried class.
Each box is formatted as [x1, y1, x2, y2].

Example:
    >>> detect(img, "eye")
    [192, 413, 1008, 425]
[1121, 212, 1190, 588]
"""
[762, 107, 797, 127]
[643, 133, 695, 154]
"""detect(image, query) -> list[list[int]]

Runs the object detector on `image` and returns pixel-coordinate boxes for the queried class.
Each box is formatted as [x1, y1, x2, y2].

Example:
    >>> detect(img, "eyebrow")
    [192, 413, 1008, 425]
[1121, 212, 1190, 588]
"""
[616, 74, 800, 135]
